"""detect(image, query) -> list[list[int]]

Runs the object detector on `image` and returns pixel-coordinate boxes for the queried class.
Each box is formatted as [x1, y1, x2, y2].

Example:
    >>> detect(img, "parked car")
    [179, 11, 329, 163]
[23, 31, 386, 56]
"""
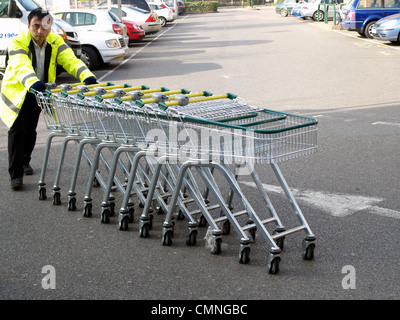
[53, 10, 129, 70]
[300, 0, 343, 21]
[340, 0, 400, 38]
[292, 1, 309, 17]
[53, 9, 129, 46]
[76, 31, 129, 70]
[148, 0, 178, 20]
[149, 3, 174, 26]
[97, 0, 151, 12]
[98, 5, 162, 35]
[178, 1, 185, 14]
[371, 13, 400, 42]
[124, 19, 145, 42]
[276, 0, 301, 17]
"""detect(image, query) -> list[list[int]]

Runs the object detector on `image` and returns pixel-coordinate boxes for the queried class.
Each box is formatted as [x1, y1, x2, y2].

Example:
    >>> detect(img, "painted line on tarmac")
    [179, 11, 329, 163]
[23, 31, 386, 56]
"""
[372, 121, 400, 127]
[331, 29, 400, 52]
[241, 181, 400, 220]
[98, 15, 190, 82]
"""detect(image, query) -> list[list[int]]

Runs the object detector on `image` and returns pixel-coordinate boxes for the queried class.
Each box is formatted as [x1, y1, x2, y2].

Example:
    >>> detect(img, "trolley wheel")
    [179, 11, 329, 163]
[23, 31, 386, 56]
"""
[222, 220, 231, 235]
[83, 203, 92, 217]
[39, 187, 47, 200]
[176, 210, 185, 220]
[52, 192, 61, 205]
[101, 209, 110, 224]
[268, 256, 280, 274]
[302, 243, 315, 261]
[276, 237, 285, 250]
[109, 201, 115, 217]
[186, 229, 198, 246]
[68, 197, 77, 211]
[93, 177, 100, 187]
[119, 216, 129, 231]
[162, 230, 173, 246]
[128, 207, 135, 223]
[198, 215, 207, 227]
[139, 222, 150, 238]
[210, 237, 222, 254]
[239, 247, 251, 264]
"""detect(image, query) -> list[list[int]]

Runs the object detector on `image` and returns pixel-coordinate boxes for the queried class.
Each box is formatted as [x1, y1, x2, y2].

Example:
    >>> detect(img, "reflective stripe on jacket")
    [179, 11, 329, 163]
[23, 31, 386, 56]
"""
[0, 30, 95, 128]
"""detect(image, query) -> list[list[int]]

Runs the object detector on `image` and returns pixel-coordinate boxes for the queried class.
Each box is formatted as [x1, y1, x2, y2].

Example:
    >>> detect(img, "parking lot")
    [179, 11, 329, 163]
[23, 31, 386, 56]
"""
[0, 6, 399, 303]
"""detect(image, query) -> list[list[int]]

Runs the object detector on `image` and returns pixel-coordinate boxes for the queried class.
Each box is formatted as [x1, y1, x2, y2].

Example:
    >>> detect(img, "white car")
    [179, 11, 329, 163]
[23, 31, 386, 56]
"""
[98, 5, 162, 35]
[300, 0, 342, 21]
[76, 31, 129, 70]
[149, 3, 175, 26]
[53, 9, 129, 46]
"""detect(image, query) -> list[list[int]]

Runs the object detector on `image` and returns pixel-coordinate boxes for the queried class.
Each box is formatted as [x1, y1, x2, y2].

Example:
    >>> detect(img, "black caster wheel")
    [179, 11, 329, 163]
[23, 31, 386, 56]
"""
[68, 197, 77, 211]
[302, 243, 315, 260]
[128, 207, 135, 223]
[83, 203, 92, 217]
[210, 237, 222, 254]
[162, 229, 173, 246]
[239, 247, 251, 264]
[119, 216, 129, 231]
[198, 215, 207, 227]
[186, 229, 198, 246]
[101, 209, 110, 224]
[268, 256, 281, 274]
[93, 177, 100, 187]
[139, 222, 149, 238]
[222, 220, 231, 235]
[176, 210, 185, 220]
[52, 192, 61, 205]
[39, 187, 47, 200]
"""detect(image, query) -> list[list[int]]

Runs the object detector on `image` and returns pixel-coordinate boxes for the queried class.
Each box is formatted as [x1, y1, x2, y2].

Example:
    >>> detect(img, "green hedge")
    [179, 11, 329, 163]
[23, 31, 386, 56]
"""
[185, 1, 219, 13]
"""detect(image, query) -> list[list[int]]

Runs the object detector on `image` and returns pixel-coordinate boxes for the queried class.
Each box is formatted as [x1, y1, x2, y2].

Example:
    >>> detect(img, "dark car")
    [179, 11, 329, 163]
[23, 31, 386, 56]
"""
[177, 1, 185, 14]
[340, 0, 400, 38]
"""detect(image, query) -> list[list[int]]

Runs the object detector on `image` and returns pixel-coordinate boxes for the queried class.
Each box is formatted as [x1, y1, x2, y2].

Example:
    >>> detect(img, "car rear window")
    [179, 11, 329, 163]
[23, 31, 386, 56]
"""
[357, 0, 383, 8]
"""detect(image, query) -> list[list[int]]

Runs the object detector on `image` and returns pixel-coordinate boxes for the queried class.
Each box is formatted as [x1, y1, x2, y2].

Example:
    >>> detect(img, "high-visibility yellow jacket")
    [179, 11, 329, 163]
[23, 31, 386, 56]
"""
[0, 30, 95, 128]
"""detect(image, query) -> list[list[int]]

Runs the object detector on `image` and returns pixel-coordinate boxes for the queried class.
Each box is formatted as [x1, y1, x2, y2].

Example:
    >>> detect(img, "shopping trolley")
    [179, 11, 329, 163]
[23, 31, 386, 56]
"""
[124, 94, 318, 274]
[32, 83, 318, 274]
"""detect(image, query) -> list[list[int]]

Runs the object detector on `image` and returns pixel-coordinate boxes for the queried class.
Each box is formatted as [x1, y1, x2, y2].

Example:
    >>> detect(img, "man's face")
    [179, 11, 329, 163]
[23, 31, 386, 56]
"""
[28, 15, 52, 47]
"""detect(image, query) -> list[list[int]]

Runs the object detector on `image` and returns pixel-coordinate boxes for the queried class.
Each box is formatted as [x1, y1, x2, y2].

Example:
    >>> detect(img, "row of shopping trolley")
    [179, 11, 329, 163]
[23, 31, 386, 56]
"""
[31, 81, 319, 274]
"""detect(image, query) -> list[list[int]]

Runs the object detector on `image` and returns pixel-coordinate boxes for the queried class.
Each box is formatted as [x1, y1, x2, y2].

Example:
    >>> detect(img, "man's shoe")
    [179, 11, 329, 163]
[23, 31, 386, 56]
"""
[11, 177, 23, 191]
[23, 164, 33, 175]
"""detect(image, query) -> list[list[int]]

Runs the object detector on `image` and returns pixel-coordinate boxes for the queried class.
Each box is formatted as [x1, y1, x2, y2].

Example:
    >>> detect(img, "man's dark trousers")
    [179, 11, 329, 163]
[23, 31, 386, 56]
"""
[8, 93, 42, 179]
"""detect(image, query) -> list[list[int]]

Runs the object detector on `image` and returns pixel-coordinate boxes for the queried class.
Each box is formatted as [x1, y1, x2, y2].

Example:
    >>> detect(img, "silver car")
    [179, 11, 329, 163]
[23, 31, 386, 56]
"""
[300, 0, 343, 21]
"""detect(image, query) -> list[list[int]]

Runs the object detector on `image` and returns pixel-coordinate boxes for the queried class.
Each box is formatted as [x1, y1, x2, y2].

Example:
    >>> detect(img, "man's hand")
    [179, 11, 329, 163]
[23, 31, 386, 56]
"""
[84, 77, 97, 85]
[30, 81, 46, 92]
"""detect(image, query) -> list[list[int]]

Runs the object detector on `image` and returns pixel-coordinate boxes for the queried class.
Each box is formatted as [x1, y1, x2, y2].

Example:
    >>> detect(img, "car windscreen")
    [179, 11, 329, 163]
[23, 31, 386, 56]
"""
[18, 0, 40, 11]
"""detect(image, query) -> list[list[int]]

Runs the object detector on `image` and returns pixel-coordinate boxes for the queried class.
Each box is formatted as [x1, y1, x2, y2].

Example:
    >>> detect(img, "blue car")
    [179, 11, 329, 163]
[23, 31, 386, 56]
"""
[371, 13, 400, 42]
[340, 0, 400, 38]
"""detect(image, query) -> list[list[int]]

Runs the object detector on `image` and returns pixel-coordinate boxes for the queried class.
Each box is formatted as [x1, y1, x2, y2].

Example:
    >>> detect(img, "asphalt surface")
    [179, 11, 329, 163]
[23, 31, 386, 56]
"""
[0, 6, 399, 304]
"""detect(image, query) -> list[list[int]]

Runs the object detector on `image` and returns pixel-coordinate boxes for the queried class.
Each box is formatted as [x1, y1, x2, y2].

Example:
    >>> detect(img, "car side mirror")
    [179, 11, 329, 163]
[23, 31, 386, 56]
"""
[8, 0, 22, 18]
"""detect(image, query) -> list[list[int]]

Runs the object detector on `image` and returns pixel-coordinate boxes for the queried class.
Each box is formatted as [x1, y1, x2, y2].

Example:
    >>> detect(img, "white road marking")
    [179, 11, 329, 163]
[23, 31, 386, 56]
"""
[372, 121, 400, 127]
[97, 15, 190, 82]
[240, 181, 400, 220]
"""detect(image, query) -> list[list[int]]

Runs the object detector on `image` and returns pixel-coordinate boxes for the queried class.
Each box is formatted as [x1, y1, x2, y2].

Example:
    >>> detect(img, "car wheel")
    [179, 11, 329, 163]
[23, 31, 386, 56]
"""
[160, 16, 167, 27]
[364, 21, 376, 39]
[81, 46, 99, 70]
[280, 9, 288, 17]
[312, 10, 324, 21]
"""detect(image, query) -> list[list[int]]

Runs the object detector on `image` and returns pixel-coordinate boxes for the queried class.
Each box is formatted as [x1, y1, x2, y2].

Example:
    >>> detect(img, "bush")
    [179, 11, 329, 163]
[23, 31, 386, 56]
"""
[185, 1, 219, 13]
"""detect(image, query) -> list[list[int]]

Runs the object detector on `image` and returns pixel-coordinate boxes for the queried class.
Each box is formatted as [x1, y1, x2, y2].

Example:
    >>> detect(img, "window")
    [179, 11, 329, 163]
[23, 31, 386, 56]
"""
[357, 0, 383, 8]
[0, 0, 9, 18]
[65, 12, 96, 26]
[384, 0, 400, 7]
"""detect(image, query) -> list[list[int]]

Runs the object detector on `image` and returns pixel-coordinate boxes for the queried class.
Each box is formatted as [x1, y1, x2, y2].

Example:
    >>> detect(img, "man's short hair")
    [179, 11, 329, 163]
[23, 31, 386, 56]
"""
[27, 8, 53, 24]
